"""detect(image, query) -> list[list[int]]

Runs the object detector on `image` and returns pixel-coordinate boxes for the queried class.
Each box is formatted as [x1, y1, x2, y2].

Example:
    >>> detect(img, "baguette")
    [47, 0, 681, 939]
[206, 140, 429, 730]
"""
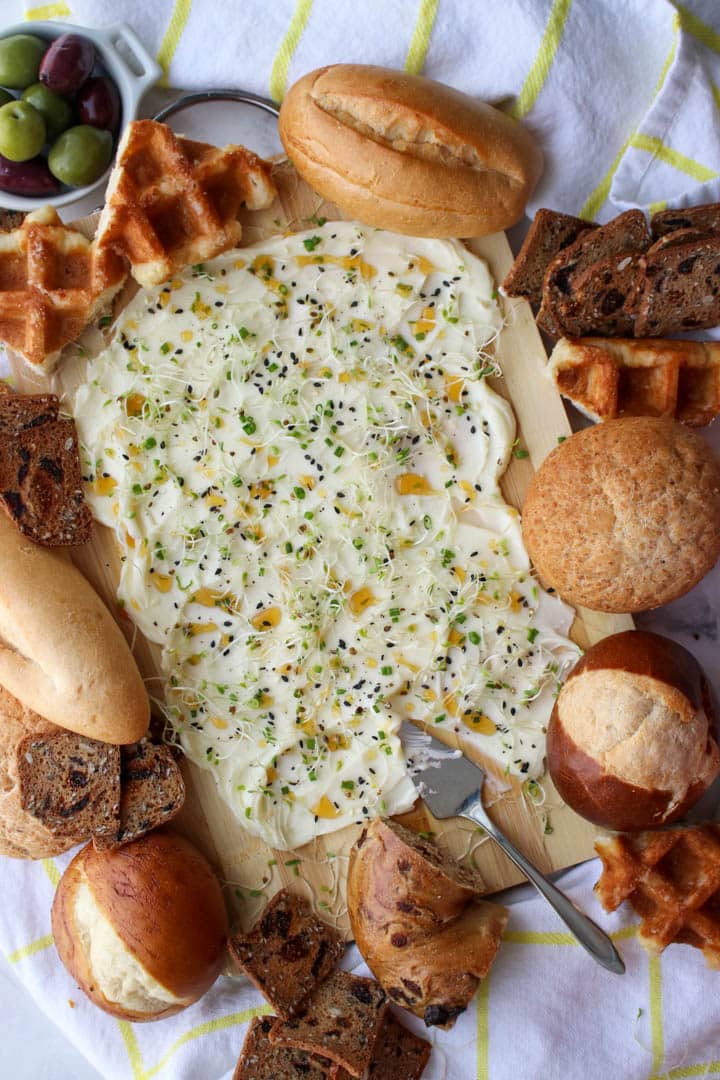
[279, 65, 542, 238]
[0, 512, 148, 743]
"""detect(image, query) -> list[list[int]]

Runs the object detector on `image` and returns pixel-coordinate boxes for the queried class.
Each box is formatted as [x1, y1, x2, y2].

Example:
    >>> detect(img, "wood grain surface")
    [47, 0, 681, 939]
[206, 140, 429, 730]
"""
[8, 160, 632, 934]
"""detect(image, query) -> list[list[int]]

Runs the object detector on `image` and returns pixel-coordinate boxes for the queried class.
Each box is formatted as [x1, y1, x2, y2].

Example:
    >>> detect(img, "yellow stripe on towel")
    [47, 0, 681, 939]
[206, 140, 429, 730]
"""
[25, 2, 71, 18]
[156, 0, 193, 87]
[269, 0, 314, 103]
[508, 0, 573, 120]
[630, 133, 718, 183]
[6, 933, 54, 965]
[676, 4, 720, 57]
[405, 0, 440, 75]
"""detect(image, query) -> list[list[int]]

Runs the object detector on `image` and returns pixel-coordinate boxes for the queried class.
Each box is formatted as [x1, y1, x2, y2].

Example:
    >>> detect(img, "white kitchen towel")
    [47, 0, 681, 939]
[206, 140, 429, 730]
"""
[22, 0, 720, 222]
[6, 849, 720, 1080]
[2, 2, 720, 1079]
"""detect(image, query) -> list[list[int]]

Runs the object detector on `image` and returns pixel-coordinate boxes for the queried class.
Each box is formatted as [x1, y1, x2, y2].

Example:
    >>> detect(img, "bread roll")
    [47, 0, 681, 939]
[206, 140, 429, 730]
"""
[0, 513, 148, 743]
[548, 631, 720, 831]
[522, 416, 720, 612]
[348, 818, 507, 1028]
[0, 683, 78, 859]
[51, 831, 229, 1021]
[279, 65, 543, 237]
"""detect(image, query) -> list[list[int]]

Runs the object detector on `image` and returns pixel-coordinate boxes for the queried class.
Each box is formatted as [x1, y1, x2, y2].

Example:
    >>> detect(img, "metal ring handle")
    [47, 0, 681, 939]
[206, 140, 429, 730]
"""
[153, 89, 280, 123]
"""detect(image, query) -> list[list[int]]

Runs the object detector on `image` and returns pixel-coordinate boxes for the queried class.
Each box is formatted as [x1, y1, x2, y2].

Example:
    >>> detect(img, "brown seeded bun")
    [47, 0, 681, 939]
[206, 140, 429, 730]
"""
[0, 683, 75, 859]
[522, 417, 720, 612]
[51, 831, 228, 1021]
[547, 631, 720, 831]
[279, 64, 543, 237]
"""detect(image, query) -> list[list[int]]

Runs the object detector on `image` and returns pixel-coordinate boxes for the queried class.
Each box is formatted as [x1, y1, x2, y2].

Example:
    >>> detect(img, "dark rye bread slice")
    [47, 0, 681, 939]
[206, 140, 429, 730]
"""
[635, 233, 720, 336]
[270, 971, 387, 1078]
[0, 417, 92, 545]
[329, 1013, 431, 1079]
[229, 888, 345, 1019]
[233, 1016, 330, 1080]
[502, 209, 597, 309]
[551, 251, 644, 337]
[18, 731, 120, 842]
[651, 201, 720, 237]
[537, 210, 650, 337]
[0, 392, 59, 434]
[93, 739, 185, 851]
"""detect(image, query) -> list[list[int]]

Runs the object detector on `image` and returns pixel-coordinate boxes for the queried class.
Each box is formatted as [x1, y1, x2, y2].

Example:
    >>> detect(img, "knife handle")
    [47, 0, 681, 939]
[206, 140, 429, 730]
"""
[459, 792, 625, 975]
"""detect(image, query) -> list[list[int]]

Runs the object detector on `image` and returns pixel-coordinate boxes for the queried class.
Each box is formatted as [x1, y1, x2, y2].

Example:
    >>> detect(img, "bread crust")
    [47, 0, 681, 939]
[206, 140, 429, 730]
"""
[547, 631, 720, 831]
[521, 416, 720, 612]
[0, 512, 148, 743]
[347, 818, 507, 1028]
[51, 831, 228, 1020]
[279, 65, 542, 238]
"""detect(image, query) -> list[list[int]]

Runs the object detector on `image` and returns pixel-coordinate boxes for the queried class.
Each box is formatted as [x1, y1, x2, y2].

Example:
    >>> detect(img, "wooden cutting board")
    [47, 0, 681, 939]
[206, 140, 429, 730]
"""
[8, 161, 632, 935]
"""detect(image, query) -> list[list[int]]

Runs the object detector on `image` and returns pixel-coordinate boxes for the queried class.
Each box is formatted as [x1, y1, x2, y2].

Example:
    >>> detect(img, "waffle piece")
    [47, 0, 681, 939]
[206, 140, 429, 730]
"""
[635, 232, 720, 336]
[595, 826, 720, 967]
[549, 337, 720, 425]
[270, 971, 387, 1078]
[537, 210, 650, 337]
[651, 201, 720, 237]
[233, 1017, 330, 1080]
[502, 209, 597, 309]
[96, 120, 277, 288]
[0, 417, 92, 545]
[229, 888, 345, 1019]
[0, 206, 126, 369]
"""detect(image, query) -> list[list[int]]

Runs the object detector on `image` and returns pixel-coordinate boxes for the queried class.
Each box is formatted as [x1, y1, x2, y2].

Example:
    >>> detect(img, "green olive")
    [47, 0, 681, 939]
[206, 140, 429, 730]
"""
[22, 82, 72, 141]
[0, 35, 46, 90]
[0, 99, 46, 162]
[48, 125, 112, 188]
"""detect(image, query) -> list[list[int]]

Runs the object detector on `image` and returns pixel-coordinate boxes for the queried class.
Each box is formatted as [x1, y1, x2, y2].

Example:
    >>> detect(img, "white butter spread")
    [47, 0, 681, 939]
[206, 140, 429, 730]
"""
[72, 223, 579, 849]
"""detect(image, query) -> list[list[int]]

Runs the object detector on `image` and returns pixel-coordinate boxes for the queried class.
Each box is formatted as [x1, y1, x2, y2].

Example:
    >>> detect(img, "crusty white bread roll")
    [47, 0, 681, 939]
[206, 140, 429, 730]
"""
[348, 818, 508, 1028]
[51, 831, 229, 1021]
[279, 65, 543, 237]
[0, 684, 77, 859]
[0, 513, 148, 744]
[547, 631, 720, 831]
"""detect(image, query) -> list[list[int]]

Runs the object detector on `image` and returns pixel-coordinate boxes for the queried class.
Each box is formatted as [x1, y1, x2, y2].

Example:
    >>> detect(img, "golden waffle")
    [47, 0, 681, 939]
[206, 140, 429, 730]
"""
[96, 119, 277, 288]
[548, 336, 720, 426]
[595, 827, 720, 968]
[0, 206, 126, 369]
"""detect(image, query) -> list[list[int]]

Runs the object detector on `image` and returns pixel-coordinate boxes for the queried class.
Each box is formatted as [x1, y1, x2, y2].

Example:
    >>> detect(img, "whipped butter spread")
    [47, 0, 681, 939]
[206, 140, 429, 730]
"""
[73, 222, 579, 849]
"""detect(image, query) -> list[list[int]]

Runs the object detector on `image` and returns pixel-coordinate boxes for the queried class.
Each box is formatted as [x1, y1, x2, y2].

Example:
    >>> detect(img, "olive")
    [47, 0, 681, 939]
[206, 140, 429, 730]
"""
[0, 153, 60, 195]
[39, 33, 95, 96]
[0, 100, 46, 162]
[0, 89, 13, 108]
[22, 82, 72, 141]
[0, 34, 46, 90]
[76, 76, 119, 132]
[48, 124, 112, 187]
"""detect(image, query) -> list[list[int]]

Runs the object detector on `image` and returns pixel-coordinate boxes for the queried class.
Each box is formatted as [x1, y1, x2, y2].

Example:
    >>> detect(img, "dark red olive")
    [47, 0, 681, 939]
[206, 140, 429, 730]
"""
[39, 33, 96, 96]
[0, 153, 60, 195]
[76, 76, 119, 131]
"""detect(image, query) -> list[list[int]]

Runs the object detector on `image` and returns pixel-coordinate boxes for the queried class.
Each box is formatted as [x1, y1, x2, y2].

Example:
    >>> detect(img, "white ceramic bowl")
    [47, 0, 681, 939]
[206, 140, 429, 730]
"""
[0, 21, 161, 211]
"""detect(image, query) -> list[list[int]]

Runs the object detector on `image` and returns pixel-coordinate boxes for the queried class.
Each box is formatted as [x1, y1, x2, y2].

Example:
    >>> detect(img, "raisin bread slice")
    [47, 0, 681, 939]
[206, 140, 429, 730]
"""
[93, 739, 185, 850]
[635, 233, 720, 336]
[17, 731, 120, 843]
[329, 1013, 431, 1079]
[0, 392, 59, 434]
[233, 1017, 330, 1080]
[550, 251, 644, 337]
[538, 210, 650, 336]
[502, 209, 597, 309]
[229, 888, 345, 1019]
[651, 202, 720, 237]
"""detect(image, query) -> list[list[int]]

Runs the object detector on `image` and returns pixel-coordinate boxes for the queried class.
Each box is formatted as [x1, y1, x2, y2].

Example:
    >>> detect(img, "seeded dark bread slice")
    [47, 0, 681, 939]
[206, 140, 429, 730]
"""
[270, 971, 387, 1078]
[551, 251, 644, 337]
[329, 1013, 431, 1079]
[651, 202, 720, 237]
[635, 233, 720, 336]
[93, 739, 185, 851]
[537, 210, 650, 337]
[502, 209, 597, 309]
[0, 392, 59, 434]
[229, 888, 345, 1019]
[0, 417, 92, 545]
[233, 1016, 330, 1080]
[17, 731, 120, 843]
